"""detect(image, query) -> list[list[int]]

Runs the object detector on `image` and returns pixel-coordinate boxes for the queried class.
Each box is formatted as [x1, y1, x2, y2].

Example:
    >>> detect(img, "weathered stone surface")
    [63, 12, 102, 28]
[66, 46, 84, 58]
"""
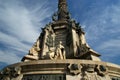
[1, 0, 120, 80]
[0, 60, 120, 80]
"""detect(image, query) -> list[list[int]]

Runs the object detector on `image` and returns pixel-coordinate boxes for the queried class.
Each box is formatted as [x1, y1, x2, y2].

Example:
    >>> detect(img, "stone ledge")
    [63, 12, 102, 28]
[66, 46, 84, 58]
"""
[1, 60, 120, 80]
[8, 60, 119, 68]
[7, 60, 120, 74]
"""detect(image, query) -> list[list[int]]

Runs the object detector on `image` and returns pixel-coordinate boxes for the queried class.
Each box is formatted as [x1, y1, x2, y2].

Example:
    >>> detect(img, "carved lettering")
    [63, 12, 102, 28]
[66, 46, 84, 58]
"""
[22, 74, 65, 80]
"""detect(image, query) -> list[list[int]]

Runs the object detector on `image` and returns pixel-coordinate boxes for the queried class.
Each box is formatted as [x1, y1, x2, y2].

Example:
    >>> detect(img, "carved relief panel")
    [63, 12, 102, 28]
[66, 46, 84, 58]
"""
[22, 74, 66, 80]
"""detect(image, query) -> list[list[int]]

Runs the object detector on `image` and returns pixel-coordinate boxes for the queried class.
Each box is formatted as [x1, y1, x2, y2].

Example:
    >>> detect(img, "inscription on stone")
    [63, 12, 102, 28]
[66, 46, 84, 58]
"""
[22, 74, 66, 80]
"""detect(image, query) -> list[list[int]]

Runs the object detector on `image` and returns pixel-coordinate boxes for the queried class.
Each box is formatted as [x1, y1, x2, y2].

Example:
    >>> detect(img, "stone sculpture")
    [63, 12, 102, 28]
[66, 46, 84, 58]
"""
[21, 39, 40, 61]
[0, 67, 21, 80]
[1, 0, 119, 80]
[48, 41, 66, 60]
[55, 41, 66, 60]
[46, 28, 55, 50]
[29, 39, 40, 56]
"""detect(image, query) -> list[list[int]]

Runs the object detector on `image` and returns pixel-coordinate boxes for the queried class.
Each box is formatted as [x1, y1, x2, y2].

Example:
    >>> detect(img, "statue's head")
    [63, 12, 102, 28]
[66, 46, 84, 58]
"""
[59, 41, 62, 44]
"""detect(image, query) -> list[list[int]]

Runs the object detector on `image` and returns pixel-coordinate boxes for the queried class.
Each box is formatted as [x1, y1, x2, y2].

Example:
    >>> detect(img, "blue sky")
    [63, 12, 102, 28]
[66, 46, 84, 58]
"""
[0, 0, 120, 69]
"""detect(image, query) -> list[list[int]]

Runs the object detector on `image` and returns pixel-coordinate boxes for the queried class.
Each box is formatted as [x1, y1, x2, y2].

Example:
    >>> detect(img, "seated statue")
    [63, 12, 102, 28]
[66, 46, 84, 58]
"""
[22, 39, 40, 61]
[48, 47, 56, 60]
[29, 39, 40, 56]
[48, 41, 66, 60]
[55, 41, 66, 60]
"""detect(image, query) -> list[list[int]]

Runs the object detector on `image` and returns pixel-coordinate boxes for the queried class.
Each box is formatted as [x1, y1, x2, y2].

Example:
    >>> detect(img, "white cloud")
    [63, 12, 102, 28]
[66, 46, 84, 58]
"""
[79, 1, 120, 63]
[81, 3, 120, 40]
[0, 0, 43, 43]
[0, 0, 55, 65]
[97, 39, 120, 50]
[0, 32, 30, 52]
[0, 50, 21, 64]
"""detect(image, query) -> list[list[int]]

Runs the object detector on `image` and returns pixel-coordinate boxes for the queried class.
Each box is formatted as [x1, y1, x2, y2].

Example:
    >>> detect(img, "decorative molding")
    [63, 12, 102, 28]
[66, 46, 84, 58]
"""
[0, 66, 21, 80]
[95, 65, 108, 76]
[68, 63, 81, 75]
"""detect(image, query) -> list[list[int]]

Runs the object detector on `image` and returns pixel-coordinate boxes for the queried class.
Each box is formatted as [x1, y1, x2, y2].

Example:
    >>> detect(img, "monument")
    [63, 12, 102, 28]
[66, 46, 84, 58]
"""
[0, 0, 120, 80]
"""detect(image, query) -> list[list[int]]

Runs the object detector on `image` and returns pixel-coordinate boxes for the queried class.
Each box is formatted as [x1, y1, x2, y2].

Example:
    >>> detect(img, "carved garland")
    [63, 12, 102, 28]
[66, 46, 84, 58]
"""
[68, 64, 108, 79]
[68, 63, 82, 75]
[0, 66, 21, 80]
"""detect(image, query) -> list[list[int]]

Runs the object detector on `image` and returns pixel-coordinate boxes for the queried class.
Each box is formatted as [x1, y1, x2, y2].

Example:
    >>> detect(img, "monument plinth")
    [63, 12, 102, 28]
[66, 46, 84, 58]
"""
[0, 0, 120, 80]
